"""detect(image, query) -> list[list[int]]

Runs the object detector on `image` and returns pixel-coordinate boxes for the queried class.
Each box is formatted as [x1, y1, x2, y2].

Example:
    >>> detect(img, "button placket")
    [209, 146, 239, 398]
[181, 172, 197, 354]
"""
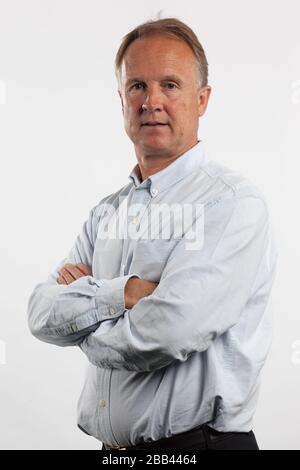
[128, 189, 152, 241]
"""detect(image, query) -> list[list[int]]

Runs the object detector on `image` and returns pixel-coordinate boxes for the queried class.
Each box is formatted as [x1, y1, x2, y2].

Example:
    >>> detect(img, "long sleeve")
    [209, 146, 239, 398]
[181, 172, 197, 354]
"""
[27, 204, 136, 347]
[79, 194, 276, 371]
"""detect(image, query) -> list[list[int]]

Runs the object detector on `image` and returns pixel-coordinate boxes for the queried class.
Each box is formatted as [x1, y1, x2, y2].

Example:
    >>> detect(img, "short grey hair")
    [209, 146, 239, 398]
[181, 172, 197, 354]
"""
[115, 17, 209, 90]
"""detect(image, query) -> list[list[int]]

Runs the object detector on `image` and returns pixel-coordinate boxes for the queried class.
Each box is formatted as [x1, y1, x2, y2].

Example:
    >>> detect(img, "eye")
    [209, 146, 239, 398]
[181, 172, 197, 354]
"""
[130, 83, 145, 90]
[165, 82, 177, 89]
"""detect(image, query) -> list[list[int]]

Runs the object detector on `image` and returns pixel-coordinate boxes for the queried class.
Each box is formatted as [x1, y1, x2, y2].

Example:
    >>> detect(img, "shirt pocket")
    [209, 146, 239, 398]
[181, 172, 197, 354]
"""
[93, 238, 124, 279]
[130, 239, 178, 282]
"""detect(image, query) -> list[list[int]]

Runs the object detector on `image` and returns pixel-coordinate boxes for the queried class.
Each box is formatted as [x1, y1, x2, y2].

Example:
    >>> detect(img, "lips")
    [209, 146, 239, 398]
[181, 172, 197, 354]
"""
[142, 122, 168, 126]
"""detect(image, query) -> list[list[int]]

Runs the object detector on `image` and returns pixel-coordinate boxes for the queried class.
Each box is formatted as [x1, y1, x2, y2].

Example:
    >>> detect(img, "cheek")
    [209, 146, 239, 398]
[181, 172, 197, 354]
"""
[169, 105, 185, 128]
[123, 107, 135, 126]
[124, 102, 140, 123]
[188, 94, 201, 116]
[179, 99, 198, 123]
[169, 98, 189, 119]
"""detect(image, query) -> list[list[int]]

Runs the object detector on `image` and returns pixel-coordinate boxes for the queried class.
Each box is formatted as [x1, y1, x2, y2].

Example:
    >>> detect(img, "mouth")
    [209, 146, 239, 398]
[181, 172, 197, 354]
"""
[141, 123, 169, 127]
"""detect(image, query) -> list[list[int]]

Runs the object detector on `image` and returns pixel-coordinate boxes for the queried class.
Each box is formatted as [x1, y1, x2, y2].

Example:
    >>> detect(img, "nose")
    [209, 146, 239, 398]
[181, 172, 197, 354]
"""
[141, 86, 164, 113]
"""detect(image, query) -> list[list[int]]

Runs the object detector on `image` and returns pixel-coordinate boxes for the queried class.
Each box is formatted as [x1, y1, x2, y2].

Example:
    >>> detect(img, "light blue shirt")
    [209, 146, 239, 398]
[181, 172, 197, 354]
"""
[27, 140, 278, 448]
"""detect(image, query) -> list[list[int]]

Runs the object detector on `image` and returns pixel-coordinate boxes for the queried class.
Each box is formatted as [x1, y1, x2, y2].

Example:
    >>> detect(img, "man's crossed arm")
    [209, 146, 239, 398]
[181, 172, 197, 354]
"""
[28, 195, 274, 371]
[57, 263, 158, 310]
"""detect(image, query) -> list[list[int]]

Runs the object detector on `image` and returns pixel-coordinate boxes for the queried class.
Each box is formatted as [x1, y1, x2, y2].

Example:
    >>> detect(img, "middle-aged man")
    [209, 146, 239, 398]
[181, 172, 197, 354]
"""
[27, 17, 278, 450]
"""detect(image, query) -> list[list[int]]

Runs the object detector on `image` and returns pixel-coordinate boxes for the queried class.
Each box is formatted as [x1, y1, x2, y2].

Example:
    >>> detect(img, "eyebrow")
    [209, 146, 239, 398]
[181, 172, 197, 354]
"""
[125, 75, 183, 86]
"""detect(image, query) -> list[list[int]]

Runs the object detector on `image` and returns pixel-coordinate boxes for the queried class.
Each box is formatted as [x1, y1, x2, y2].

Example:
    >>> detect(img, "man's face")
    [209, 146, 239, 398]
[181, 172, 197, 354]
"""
[118, 34, 211, 158]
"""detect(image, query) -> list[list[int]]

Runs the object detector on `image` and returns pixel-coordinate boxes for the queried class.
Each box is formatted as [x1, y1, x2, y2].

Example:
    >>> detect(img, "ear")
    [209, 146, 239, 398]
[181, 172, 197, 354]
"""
[118, 90, 124, 116]
[197, 85, 212, 117]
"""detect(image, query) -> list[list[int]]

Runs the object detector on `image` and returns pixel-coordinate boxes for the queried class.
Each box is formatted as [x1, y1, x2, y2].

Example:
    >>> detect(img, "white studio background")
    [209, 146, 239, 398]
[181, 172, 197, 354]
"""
[0, 0, 299, 450]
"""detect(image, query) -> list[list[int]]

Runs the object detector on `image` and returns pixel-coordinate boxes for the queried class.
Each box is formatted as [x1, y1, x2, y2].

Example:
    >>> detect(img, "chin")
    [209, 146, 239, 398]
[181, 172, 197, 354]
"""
[141, 142, 167, 152]
[141, 136, 169, 147]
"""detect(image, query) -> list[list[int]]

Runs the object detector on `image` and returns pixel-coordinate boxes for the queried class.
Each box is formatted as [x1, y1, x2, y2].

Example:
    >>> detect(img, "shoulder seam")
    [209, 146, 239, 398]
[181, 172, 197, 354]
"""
[199, 165, 237, 196]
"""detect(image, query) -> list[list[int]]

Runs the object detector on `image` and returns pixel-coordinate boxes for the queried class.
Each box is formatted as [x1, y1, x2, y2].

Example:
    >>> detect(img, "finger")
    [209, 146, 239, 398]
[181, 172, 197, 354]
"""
[64, 264, 87, 280]
[76, 263, 92, 276]
[60, 268, 75, 284]
[62, 264, 79, 281]
[59, 263, 91, 277]
[57, 275, 67, 284]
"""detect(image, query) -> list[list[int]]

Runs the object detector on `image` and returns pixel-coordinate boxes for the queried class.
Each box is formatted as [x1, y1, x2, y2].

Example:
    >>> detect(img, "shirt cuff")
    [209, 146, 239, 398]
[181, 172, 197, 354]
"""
[94, 274, 140, 319]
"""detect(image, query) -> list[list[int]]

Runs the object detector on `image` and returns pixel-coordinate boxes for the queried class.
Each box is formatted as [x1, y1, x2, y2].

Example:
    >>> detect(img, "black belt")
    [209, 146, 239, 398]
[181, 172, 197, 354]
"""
[103, 424, 217, 451]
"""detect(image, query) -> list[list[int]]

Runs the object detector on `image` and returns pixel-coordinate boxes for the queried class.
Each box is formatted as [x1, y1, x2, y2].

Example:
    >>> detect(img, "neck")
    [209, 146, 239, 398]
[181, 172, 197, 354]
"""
[135, 139, 200, 181]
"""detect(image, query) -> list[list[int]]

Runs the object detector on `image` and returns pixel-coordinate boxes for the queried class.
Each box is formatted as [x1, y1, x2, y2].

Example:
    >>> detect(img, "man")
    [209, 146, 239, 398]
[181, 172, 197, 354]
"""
[27, 17, 278, 450]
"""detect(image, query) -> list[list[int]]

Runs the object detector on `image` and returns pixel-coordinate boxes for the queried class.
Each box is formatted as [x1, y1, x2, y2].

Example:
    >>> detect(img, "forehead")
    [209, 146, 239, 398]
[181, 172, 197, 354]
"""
[121, 34, 197, 80]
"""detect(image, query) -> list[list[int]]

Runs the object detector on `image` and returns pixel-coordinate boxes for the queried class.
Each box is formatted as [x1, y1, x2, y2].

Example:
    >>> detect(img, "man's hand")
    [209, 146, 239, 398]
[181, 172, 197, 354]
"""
[57, 263, 92, 285]
[57, 265, 158, 309]
[125, 277, 158, 309]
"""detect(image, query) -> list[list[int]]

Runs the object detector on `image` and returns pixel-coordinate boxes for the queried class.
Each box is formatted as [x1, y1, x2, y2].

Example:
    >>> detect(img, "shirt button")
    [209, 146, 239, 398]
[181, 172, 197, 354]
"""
[151, 188, 158, 197]
[109, 307, 115, 315]
[99, 400, 107, 408]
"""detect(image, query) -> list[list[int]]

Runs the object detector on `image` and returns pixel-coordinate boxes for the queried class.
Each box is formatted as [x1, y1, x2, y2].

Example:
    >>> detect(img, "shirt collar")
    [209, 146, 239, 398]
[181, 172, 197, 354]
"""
[128, 140, 208, 196]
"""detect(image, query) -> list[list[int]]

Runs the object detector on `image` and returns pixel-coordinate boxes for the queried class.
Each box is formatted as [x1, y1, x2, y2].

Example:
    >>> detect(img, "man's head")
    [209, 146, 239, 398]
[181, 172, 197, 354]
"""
[115, 18, 211, 165]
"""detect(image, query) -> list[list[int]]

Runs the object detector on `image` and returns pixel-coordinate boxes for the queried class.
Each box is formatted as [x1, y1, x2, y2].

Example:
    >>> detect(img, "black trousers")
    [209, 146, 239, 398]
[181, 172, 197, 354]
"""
[103, 425, 259, 451]
[197, 426, 259, 450]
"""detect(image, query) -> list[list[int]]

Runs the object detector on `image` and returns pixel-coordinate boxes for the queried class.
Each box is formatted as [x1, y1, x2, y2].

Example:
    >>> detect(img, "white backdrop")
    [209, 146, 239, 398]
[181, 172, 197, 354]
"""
[0, 0, 299, 450]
